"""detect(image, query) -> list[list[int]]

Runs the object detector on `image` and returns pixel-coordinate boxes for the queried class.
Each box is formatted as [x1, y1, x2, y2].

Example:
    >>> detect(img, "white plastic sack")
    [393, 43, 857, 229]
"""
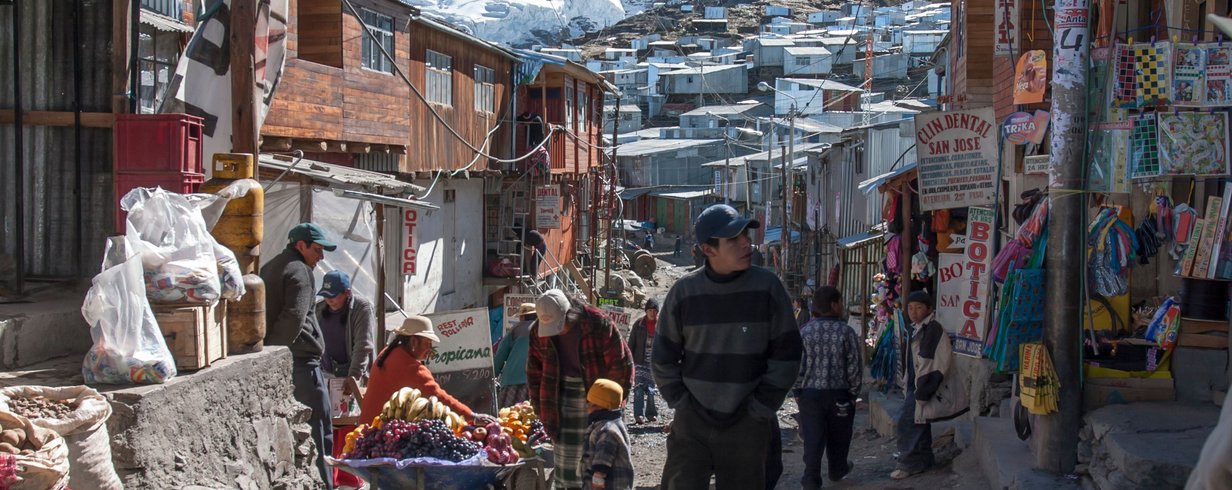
[81, 236, 178, 385]
[0, 386, 121, 490]
[0, 409, 70, 490]
[214, 243, 245, 301]
[120, 187, 222, 304]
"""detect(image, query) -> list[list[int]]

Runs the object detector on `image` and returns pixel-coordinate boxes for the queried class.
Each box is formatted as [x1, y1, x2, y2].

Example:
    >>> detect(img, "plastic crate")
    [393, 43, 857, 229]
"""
[114, 172, 205, 232]
[114, 113, 205, 174]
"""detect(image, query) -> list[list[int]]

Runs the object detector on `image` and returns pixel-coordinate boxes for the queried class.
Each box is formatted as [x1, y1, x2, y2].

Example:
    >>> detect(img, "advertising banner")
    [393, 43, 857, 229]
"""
[535, 185, 562, 228]
[915, 107, 999, 211]
[424, 308, 495, 412]
[952, 208, 995, 357]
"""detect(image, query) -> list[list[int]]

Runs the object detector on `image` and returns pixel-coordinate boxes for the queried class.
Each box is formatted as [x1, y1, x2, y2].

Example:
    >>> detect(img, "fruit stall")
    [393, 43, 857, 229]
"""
[330, 388, 553, 489]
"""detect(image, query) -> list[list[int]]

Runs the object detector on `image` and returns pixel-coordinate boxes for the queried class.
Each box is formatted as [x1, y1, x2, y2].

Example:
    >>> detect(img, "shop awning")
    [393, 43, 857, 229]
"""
[258, 154, 436, 209]
[140, 9, 195, 33]
[858, 162, 917, 195]
[763, 227, 801, 244]
[837, 230, 886, 249]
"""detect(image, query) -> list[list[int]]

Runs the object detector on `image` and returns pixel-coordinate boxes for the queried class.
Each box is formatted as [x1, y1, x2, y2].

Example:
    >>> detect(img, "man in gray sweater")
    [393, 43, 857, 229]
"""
[261, 222, 336, 490]
[653, 204, 803, 489]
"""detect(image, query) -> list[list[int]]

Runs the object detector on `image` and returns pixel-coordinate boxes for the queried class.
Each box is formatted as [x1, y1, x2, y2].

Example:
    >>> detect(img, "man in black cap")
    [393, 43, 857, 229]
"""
[628, 298, 661, 425]
[893, 290, 969, 480]
[653, 204, 803, 489]
[261, 222, 338, 489]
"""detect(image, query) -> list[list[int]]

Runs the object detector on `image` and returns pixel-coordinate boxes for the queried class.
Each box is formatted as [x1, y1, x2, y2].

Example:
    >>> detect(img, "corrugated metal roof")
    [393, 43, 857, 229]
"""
[858, 162, 918, 194]
[756, 38, 797, 46]
[619, 187, 652, 200]
[258, 155, 425, 196]
[652, 189, 712, 199]
[784, 77, 865, 92]
[660, 64, 748, 76]
[837, 230, 885, 249]
[681, 103, 766, 117]
[784, 46, 833, 55]
[140, 10, 194, 33]
[616, 138, 721, 156]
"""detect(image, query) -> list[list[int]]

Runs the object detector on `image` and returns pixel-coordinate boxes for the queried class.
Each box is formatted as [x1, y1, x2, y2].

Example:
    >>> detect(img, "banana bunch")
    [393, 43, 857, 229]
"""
[380, 387, 467, 431]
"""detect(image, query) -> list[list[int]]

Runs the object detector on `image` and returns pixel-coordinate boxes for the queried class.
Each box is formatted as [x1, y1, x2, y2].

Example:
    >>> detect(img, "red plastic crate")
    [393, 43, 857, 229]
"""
[114, 172, 206, 233]
[114, 113, 205, 174]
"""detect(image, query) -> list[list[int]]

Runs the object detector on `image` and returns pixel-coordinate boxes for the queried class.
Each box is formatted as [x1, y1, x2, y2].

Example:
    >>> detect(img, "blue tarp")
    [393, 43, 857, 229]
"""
[762, 227, 801, 244]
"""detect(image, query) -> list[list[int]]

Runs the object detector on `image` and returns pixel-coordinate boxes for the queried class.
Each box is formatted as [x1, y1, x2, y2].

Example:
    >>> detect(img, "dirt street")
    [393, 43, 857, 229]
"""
[619, 252, 990, 489]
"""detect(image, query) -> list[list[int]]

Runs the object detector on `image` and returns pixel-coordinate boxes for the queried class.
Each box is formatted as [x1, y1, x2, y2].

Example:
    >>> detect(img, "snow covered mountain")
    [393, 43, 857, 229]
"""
[404, 0, 630, 47]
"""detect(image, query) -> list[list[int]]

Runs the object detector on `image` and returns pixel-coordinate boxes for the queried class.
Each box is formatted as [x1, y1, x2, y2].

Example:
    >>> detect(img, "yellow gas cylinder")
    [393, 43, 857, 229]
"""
[201, 153, 264, 250]
[228, 274, 267, 354]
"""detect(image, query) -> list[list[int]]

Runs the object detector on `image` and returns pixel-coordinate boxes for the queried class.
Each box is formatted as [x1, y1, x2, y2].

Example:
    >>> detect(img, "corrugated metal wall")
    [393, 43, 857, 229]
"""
[0, 0, 115, 286]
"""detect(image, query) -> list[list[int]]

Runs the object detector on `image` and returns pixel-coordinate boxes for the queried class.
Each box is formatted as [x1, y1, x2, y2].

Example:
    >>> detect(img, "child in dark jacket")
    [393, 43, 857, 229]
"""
[582, 379, 634, 490]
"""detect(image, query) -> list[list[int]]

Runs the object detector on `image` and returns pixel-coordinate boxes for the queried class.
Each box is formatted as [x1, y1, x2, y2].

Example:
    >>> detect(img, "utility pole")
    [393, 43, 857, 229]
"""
[1037, 0, 1088, 473]
[230, 0, 258, 155]
[783, 104, 795, 282]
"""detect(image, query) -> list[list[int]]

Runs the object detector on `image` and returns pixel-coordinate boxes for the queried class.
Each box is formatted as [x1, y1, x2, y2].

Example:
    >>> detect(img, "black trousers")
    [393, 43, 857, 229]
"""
[661, 401, 772, 489]
[895, 389, 935, 473]
[798, 389, 855, 487]
[293, 359, 334, 490]
[765, 416, 783, 489]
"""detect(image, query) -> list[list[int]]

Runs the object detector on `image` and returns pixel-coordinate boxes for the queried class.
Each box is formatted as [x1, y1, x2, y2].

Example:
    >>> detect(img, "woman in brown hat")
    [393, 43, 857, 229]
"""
[357, 316, 475, 425]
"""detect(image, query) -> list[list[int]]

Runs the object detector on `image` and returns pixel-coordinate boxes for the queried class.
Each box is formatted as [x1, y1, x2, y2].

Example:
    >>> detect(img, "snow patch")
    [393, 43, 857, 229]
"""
[411, 0, 627, 47]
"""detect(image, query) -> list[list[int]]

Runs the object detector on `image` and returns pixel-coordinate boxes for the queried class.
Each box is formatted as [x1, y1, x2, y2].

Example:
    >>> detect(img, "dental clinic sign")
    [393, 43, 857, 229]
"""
[915, 107, 999, 211]
[934, 207, 994, 358]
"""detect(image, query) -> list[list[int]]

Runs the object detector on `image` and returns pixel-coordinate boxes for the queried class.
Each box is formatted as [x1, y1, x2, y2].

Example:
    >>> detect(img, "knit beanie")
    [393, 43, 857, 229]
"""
[587, 378, 623, 410]
[906, 290, 933, 308]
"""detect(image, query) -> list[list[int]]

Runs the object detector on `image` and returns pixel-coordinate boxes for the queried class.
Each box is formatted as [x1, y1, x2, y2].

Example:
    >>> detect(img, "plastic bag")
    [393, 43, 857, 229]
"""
[81, 236, 178, 384]
[215, 243, 246, 301]
[121, 187, 222, 304]
[0, 386, 121, 490]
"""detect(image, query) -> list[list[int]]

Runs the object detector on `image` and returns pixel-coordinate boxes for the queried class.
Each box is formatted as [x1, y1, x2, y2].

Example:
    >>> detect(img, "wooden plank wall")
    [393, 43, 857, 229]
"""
[264, 3, 515, 172]
[952, 0, 996, 109]
[406, 24, 513, 173]
[991, 0, 1055, 120]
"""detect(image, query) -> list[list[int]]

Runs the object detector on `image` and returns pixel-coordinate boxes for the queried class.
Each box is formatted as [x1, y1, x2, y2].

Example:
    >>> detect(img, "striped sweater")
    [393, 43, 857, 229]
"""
[652, 265, 803, 426]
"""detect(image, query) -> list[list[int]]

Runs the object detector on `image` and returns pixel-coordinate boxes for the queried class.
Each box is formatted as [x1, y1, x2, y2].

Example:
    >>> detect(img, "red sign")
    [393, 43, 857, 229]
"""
[402, 209, 419, 276]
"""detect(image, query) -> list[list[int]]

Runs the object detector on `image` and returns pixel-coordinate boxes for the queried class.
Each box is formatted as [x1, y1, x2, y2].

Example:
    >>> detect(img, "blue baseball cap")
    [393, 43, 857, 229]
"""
[318, 270, 352, 298]
[694, 204, 760, 245]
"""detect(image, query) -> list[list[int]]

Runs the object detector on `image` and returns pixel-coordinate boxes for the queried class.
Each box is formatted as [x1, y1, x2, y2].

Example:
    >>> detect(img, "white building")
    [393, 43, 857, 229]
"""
[704, 6, 727, 19]
[745, 37, 795, 68]
[603, 104, 643, 134]
[783, 46, 834, 75]
[903, 30, 948, 55]
[659, 64, 749, 95]
[771, 78, 865, 115]
[765, 5, 793, 17]
[808, 10, 842, 24]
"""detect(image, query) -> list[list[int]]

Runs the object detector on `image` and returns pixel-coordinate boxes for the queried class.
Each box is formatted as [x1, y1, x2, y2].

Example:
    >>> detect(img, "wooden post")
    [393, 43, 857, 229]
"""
[112, 0, 133, 114]
[899, 181, 912, 304]
[230, 0, 258, 155]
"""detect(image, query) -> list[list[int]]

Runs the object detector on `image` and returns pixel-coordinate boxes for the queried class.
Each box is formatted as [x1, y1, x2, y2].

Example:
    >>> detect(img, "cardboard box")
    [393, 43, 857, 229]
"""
[1084, 376, 1175, 411]
[152, 302, 228, 370]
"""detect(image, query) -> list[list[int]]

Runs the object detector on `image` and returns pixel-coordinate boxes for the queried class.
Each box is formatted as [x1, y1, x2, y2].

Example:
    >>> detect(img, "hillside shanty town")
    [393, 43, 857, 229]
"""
[4, 0, 1232, 488]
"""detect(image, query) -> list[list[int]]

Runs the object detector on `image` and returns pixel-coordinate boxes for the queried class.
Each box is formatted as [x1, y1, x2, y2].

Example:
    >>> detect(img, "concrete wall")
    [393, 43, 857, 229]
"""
[784, 51, 834, 75]
[398, 178, 486, 315]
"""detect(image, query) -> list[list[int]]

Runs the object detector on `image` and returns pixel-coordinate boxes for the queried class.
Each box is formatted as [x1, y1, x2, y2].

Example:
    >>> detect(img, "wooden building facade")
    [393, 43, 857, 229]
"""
[262, 0, 516, 173]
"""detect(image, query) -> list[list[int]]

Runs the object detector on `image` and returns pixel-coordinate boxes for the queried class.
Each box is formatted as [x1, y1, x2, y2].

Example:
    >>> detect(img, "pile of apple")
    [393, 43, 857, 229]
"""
[459, 421, 519, 464]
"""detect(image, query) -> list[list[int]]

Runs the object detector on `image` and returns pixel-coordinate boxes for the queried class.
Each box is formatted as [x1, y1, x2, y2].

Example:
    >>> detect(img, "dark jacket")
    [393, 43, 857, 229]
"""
[314, 295, 377, 380]
[260, 247, 325, 360]
[628, 316, 653, 365]
[907, 317, 970, 424]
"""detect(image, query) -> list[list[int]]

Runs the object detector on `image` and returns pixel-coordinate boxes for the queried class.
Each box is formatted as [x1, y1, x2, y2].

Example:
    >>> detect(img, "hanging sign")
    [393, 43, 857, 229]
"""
[1024, 154, 1050, 175]
[535, 185, 562, 228]
[1003, 111, 1049, 145]
[915, 107, 999, 211]
[934, 253, 967, 336]
[1013, 51, 1048, 104]
[424, 308, 495, 411]
[954, 207, 994, 357]
[503, 294, 536, 335]
[402, 209, 419, 276]
[995, 0, 1020, 57]
[600, 305, 638, 338]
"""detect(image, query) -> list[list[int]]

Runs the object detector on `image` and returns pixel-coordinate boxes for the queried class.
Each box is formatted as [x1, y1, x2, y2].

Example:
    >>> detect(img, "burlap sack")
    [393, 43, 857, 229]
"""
[0, 386, 119, 489]
[0, 409, 69, 490]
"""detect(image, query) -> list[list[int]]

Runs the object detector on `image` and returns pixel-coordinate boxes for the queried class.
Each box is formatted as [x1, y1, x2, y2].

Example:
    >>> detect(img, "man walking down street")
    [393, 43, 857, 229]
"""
[627, 298, 661, 425]
[261, 223, 338, 490]
[654, 204, 803, 489]
[794, 286, 861, 489]
[893, 291, 969, 480]
[528, 289, 635, 490]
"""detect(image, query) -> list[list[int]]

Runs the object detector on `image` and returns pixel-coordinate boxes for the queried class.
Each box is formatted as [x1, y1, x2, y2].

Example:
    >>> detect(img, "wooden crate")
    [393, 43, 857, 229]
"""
[1179, 317, 1230, 350]
[152, 302, 228, 370]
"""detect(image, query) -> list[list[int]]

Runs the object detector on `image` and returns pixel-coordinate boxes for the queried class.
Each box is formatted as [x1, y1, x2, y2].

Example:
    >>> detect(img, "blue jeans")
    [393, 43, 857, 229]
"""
[896, 389, 934, 473]
[633, 383, 659, 418]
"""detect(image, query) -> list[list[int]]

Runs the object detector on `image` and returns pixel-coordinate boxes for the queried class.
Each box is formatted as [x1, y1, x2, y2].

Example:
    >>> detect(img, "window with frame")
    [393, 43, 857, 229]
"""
[473, 65, 495, 114]
[578, 89, 589, 130]
[565, 84, 575, 129]
[426, 50, 453, 106]
[137, 24, 181, 114]
[795, 56, 811, 66]
[360, 8, 395, 74]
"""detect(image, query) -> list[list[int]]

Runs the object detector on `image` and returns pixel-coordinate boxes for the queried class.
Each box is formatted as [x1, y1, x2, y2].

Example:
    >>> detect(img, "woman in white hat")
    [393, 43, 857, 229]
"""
[357, 316, 475, 425]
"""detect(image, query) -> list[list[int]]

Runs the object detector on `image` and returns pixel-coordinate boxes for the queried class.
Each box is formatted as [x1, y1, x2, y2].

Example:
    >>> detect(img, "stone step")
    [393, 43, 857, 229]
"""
[867, 390, 973, 449]
[972, 416, 1079, 490]
[0, 289, 93, 369]
[1080, 402, 1219, 489]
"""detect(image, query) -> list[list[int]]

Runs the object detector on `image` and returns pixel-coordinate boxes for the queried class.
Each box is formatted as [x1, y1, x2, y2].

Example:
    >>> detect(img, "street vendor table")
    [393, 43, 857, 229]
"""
[329, 453, 552, 490]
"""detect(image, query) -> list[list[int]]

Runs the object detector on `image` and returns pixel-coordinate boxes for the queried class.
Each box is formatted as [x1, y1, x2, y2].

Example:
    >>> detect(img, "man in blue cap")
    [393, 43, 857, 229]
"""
[260, 222, 338, 489]
[653, 204, 803, 489]
[316, 270, 377, 383]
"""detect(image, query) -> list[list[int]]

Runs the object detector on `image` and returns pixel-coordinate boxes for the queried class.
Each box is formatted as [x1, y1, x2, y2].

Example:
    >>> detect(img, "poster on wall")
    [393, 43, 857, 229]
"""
[994, 0, 1019, 57]
[914, 107, 999, 211]
[1156, 112, 1231, 177]
[1013, 50, 1047, 104]
[535, 185, 562, 228]
[600, 305, 639, 338]
[1089, 122, 1131, 192]
[951, 207, 994, 358]
[1173, 43, 1206, 106]
[424, 308, 495, 412]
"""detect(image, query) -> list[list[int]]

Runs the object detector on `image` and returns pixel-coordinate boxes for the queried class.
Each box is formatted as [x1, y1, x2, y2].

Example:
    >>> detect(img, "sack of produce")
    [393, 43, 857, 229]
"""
[120, 187, 223, 304]
[0, 409, 70, 490]
[81, 236, 178, 385]
[0, 386, 121, 490]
